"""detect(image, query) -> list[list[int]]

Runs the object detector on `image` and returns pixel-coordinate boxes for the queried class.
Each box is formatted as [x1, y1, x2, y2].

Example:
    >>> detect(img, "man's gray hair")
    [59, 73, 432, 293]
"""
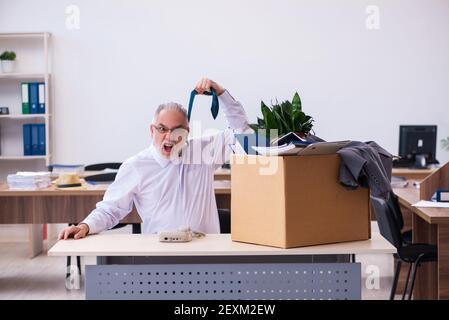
[153, 102, 188, 123]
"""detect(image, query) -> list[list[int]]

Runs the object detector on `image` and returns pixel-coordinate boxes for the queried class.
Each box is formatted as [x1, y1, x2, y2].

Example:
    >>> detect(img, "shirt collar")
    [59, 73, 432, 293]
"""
[149, 144, 171, 168]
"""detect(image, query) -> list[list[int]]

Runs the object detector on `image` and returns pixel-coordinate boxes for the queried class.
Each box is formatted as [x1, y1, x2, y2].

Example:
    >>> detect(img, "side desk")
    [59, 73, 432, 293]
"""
[393, 185, 449, 299]
[0, 180, 231, 257]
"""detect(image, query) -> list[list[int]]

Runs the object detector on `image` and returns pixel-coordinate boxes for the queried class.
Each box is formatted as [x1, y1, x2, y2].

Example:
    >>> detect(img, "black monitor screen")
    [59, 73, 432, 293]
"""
[399, 125, 438, 164]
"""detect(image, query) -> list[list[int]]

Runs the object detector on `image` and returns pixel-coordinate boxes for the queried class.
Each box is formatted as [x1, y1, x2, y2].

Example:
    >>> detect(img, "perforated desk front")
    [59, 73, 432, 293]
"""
[48, 233, 395, 300]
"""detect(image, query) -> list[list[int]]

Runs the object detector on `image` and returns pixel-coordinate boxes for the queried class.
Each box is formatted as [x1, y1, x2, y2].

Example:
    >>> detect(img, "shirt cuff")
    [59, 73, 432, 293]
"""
[80, 217, 98, 235]
[218, 89, 236, 105]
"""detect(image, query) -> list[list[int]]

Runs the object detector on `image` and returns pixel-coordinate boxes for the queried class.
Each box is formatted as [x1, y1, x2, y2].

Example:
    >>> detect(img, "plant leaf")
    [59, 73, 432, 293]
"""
[442, 137, 449, 151]
[278, 101, 293, 132]
[292, 92, 302, 112]
[261, 101, 277, 130]
[272, 108, 289, 134]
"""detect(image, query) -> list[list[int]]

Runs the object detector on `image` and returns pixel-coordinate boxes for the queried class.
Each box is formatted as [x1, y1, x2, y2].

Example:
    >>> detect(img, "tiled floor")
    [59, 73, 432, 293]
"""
[0, 225, 395, 300]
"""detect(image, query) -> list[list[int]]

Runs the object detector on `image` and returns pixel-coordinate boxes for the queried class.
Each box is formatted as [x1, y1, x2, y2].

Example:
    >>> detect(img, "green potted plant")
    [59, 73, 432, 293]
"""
[249, 92, 314, 144]
[0, 51, 17, 73]
[442, 137, 449, 152]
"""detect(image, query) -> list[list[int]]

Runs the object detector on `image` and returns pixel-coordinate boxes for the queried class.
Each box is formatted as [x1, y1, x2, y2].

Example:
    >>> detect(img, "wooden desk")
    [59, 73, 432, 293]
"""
[392, 168, 437, 181]
[48, 233, 395, 300]
[393, 185, 449, 299]
[214, 167, 231, 181]
[51, 168, 232, 181]
[0, 181, 231, 222]
[0, 180, 231, 257]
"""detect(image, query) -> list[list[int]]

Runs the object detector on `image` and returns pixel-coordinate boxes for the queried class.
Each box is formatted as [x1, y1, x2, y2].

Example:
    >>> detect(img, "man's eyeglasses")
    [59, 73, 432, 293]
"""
[152, 124, 187, 135]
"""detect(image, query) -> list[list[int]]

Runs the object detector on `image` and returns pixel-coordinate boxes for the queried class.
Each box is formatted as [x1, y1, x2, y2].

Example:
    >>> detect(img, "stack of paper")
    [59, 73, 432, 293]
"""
[50, 164, 85, 174]
[391, 176, 409, 188]
[412, 200, 449, 208]
[251, 143, 304, 156]
[252, 140, 351, 156]
[7, 172, 51, 190]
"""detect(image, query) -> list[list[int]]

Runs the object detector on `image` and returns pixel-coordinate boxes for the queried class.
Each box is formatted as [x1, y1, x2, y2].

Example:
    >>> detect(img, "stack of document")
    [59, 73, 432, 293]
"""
[252, 140, 351, 156]
[413, 200, 449, 208]
[391, 176, 409, 188]
[7, 172, 51, 190]
[50, 164, 85, 174]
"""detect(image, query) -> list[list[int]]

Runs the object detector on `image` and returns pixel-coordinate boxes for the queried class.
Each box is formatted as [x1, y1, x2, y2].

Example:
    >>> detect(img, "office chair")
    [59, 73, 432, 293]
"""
[371, 196, 437, 300]
[218, 209, 231, 234]
[84, 162, 122, 171]
[386, 191, 412, 245]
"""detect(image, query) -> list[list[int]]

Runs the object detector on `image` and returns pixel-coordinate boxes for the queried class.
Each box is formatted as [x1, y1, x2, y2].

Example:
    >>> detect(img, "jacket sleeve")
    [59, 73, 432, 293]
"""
[81, 161, 140, 234]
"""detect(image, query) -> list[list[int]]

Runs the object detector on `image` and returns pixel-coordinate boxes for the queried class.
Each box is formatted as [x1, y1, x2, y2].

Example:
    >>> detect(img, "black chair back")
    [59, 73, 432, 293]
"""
[84, 172, 118, 183]
[371, 196, 403, 249]
[85, 162, 122, 171]
[218, 209, 231, 234]
[386, 191, 405, 230]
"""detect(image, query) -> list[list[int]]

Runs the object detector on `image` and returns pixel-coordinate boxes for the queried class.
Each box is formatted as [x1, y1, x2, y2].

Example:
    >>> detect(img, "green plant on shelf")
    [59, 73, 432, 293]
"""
[249, 91, 314, 138]
[0, 51, 16, 61]
[442, 137, 449, 152]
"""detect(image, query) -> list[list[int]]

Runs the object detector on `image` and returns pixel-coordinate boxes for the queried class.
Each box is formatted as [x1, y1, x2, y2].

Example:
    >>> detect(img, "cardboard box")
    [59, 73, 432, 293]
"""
[230, 154, 371, 248]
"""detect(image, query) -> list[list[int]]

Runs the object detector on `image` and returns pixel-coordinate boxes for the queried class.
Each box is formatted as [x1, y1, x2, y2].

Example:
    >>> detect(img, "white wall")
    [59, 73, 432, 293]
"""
[1, 0, 448, 172]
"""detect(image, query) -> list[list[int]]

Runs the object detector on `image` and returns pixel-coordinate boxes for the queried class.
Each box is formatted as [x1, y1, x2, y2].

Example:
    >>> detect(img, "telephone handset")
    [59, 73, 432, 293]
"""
[158, 226, 205, 243]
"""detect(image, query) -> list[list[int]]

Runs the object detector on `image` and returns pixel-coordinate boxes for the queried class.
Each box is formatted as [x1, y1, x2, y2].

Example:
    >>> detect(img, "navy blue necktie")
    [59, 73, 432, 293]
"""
[187, 88, 219, 121]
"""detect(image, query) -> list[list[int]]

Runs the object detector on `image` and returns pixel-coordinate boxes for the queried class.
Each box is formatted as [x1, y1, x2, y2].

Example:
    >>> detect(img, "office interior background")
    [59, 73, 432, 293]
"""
[0, 0, 449, 300]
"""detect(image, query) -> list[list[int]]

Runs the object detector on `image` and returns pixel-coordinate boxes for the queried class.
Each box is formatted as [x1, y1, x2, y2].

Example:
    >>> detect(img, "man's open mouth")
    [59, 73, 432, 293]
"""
[163, 142, 174, 153]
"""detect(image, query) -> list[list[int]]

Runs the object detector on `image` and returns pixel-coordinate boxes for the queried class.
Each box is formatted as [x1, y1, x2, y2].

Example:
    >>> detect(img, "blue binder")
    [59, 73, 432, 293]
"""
[29, 83, 39, 114]
[38, 83, 46, 114]
[37, 124, 46, 155]
[30, 124, 39, 155]
[235, 133, 270, 155]
[23, 124, 32, 156]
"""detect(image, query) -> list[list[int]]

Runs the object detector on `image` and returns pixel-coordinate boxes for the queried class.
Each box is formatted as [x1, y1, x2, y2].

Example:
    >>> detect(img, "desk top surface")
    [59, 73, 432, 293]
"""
[0, 180, 231, 196]
[393, 184, 449, 224]
[214, 168, 231, 176]
[48, 232, 395, 257]
[392, 168, 437, 175]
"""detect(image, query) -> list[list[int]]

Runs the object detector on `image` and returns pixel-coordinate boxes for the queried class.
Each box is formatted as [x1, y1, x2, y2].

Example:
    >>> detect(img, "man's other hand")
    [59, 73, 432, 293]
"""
[58, 223, 89, 240]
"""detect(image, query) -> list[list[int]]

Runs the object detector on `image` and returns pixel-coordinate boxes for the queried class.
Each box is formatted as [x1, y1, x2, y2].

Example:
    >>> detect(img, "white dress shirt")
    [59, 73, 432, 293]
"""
[82, 90, 249, 234]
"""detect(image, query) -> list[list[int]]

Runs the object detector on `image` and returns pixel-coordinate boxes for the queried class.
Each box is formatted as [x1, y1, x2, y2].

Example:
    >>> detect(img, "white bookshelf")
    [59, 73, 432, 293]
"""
[0, 32, 52, 167]
[0, 114, 48, 119]
[0, 33, 49, 39]
[0, 73, 47, 80]
[0, 155, 48, 160]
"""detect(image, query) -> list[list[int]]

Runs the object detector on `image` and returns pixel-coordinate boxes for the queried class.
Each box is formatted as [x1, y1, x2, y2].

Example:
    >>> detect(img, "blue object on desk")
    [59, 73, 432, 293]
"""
[436, 189, 449, 202]
[235, 133, 270, 155]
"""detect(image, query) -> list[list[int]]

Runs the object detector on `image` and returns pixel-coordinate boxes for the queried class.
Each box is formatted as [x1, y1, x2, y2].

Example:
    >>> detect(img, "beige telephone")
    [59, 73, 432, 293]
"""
[158, 226, 205, 243]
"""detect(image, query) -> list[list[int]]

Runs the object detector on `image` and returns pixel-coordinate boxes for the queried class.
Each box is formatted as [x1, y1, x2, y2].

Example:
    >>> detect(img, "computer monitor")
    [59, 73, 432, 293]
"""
[397, 125, 439, 168]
